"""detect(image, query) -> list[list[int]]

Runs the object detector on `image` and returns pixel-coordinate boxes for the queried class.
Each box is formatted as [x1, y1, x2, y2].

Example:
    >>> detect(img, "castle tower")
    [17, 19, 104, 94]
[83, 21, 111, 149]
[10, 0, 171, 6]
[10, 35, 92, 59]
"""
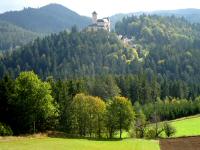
[92, 11, 97, 24]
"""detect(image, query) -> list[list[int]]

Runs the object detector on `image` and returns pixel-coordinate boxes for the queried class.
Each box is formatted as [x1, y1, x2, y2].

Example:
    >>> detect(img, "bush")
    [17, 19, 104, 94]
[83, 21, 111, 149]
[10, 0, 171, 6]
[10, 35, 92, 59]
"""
[0, 122, 13, 136]
[145, 124, 164, 139]
[163, 122, 176, 137]
[145, 128, 156, 139]
[129, 122, 136, 138]
[134, 111, 147, 138]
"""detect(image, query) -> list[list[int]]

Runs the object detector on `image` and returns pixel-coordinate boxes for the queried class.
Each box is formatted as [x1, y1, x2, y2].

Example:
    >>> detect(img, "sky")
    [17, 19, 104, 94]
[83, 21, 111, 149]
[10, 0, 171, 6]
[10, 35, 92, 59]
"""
[1, 0, 200, 17]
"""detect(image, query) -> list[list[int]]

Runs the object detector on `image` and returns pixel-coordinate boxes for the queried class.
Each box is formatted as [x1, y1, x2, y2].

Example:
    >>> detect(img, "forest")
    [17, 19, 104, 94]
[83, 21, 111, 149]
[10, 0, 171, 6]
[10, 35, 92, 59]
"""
[0, 20, 40, 51]
[1, 15, 200, 138]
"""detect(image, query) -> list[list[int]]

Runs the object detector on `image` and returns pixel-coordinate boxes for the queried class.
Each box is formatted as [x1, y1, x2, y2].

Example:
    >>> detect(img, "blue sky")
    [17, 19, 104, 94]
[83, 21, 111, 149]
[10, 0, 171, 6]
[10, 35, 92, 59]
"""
[1, 0, 200, 17]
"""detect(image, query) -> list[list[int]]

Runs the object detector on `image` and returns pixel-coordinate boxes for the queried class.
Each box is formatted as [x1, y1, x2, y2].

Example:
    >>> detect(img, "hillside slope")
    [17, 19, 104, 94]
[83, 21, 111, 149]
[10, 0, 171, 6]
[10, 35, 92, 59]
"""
[1, 16, 200, 89]
[152, 9, 200, 23]
[0, 30, 126, 78]
[0, 4, 91, 33]
[0, 20, 40, 51]
[115, 15, 200, 82]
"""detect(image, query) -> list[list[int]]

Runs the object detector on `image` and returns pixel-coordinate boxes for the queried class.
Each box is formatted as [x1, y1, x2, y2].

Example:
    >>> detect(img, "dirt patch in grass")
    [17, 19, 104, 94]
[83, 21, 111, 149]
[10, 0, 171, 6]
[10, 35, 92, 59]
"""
[160, 136, 200, 150]
[0, 131, 75, 142]
[0, 133, 49, 142]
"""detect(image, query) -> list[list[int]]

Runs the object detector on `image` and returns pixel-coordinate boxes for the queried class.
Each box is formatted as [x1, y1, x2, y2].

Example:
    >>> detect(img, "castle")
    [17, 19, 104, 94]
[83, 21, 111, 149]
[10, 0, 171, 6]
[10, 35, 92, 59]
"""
[87, 11, 111, 32]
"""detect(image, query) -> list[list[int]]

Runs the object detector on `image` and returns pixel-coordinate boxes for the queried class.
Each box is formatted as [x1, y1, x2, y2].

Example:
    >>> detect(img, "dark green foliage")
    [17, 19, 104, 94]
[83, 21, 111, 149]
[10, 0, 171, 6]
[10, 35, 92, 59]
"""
[0, 122, 13, 136]
[145, 121, 164, 139]
[145, 128, 157, 139]
[163, 122, 176, 137]
[0, 4, 91, 33]
[0, 74, 15, 128]
[141, 98, 200, 122]
[0, 30, 125, 79]
[0, 71, 200, 138]
[2, 15, 200, 102]
[50, 79, 86, 132]
[89, 75, 121, 100]
[2, 14, 200, 137]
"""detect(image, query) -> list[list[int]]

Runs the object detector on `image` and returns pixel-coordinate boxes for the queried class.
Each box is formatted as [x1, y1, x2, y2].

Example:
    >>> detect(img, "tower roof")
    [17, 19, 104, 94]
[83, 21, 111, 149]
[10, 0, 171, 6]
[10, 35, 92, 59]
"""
[92, 11, 97, 15]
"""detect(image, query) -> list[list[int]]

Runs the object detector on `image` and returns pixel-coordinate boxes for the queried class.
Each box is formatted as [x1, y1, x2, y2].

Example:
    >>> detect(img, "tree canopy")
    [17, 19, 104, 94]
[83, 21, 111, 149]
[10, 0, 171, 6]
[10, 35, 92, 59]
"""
[11, 71, 57, 133]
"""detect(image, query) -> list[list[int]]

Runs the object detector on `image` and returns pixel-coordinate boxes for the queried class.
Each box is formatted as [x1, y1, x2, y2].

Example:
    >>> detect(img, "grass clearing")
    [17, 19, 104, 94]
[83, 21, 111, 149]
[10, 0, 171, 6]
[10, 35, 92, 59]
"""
[169, 115, 200, 137]
[0, 137, 159, 150]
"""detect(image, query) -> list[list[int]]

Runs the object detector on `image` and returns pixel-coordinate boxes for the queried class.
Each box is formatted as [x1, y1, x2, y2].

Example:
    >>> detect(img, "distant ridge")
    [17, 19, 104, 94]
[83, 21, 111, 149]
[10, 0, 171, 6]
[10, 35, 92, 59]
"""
[0, 3, 92, 33]
[0, 20, 40, 51]
[110, 8, 200, 29]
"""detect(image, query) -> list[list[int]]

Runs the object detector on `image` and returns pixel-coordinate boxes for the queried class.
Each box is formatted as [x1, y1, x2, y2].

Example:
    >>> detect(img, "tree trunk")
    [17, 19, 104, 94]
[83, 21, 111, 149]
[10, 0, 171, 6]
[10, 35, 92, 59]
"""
[98, 115, 101, 138]
[120, 121, 122, 139]
[109, 128, 113, 139]
[119, 111, 122, 139]
[33, 121, 36, 134]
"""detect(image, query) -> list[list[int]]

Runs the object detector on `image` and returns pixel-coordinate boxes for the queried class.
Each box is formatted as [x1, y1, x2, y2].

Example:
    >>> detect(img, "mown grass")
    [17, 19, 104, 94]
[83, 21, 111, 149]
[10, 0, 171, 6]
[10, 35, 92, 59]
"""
[0, 137, 159, 150]
[169, 115, 200, 137]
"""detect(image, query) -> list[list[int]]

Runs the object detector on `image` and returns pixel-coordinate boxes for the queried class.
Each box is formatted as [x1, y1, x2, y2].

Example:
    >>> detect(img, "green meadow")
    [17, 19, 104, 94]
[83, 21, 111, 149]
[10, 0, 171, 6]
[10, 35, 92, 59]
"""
[169, 115, 200, 137]
[1, 115, 200, 150]
[0, 138, 159, 150]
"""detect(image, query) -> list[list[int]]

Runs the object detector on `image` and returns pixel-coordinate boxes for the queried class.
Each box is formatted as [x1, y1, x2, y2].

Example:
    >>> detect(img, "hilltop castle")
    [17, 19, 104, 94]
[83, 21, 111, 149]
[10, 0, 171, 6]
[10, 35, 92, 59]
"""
[87, 11, 111, 32]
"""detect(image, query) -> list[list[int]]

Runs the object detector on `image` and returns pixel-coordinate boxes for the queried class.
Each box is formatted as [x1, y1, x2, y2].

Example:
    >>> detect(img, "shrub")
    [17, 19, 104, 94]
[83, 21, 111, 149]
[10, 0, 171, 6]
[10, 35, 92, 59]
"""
[134, 111, 147, 138]
[163, 122, 176, 137]
[0, 122, 13, 136]
[145, 124, 164, 139]
[145, 128, 156, 139]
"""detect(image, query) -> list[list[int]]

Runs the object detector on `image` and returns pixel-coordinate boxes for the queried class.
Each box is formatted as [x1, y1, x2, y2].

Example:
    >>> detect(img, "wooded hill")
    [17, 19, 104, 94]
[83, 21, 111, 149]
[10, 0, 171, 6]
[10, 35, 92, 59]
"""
[0, 20, 40, 51]
[0, 4, 91, 33]
[2, 15, 200, 136]
[115, 15, 200, 83]
[1, 15, 200, 100]
[110, 8, 200, 29]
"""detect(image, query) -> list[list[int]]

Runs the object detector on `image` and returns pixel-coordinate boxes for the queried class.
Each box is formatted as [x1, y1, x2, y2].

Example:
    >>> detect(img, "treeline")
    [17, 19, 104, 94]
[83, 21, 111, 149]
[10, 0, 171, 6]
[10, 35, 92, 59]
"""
[0, 71, 134, 138]
[1, 71, 200, 137]
[136, 97, 200, 122]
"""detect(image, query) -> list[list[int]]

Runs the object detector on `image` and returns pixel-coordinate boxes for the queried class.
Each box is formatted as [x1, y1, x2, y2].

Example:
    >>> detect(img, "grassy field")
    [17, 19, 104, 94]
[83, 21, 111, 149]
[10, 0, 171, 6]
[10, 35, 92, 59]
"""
[0, 137, 159, 150]
[0, 115, 199, 150]
[169, 115, 200, 137]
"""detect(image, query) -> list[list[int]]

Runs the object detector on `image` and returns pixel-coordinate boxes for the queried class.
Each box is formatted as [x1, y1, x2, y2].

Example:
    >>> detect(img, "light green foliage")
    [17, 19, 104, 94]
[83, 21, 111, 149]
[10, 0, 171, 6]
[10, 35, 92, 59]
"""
[134, 110, 148, 138]
[71, 93, 106, 137]
[0, 122, 13, 136]
[153, 115, 200, 138]
[0, 138, 160, 150]
[106, 96, 135, 138]
[12, 71, 57, 133]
